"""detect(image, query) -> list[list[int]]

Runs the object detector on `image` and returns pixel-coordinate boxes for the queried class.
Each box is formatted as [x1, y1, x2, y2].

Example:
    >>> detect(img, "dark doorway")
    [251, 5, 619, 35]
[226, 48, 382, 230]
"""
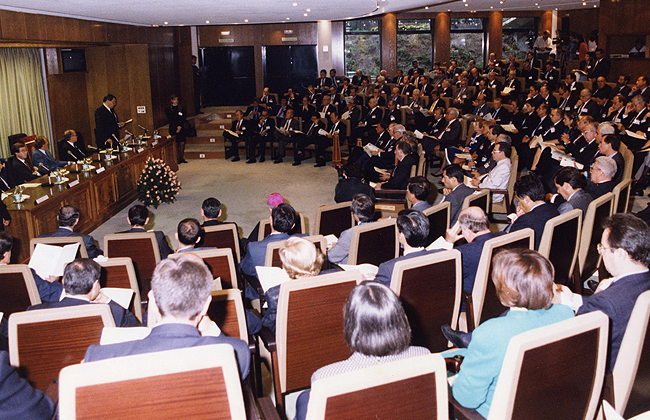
[263, 45, 318, 98]
[202, 46, 256, 106]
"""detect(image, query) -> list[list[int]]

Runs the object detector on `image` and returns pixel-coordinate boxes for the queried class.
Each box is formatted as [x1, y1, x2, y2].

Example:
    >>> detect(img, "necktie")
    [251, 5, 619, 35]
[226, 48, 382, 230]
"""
[284, 120, 290, 131]
[237, 120, 242, 131]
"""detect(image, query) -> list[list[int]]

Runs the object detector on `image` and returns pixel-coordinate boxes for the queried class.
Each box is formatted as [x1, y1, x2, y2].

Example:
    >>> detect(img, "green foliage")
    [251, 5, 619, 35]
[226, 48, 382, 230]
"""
[137, 157, 181, 208]
[345, 20, 379, 33]
[398, 19, 431, 32]
[345, 35, 380, 76]
[450, 33, 484, 67]
[397, 34, 432, 71]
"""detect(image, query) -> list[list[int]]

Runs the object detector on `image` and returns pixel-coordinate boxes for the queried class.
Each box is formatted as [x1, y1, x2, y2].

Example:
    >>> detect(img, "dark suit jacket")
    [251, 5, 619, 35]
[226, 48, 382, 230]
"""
[31, 148, 67, 173]
[610, 152, 625, 184]
[577, 271, 650, 368]
[0, 351, 55, 420]
[241, 232, 291, 277]
[382, 153, 418, 190]
[38, 227, 103, 258]
[444, 184, 475, 225]
[118, 227, 173, 259]
[335, 178, 375, 203]
[29, 267, 63, 303]
[0, 201, 9, 231]
[558, 189, 593, 216]
[374, 249, 441, 287]
[509, 203, 559, 250]
[84, 323, 251, 379]
[438, 119, 463, 148]
[575, 99, 600, 119]
[362, 107, 383, 127]
[383, 109, 402, 125]
[94, 104, 120, 149]
[29, 296, 140, 328]
[6, 156, 38, 187]
[456, 232, 500, 293]
[60, 140, 86, 161]
[585, 180, 616, 199]
[491, 107, 512, 125]
[589, 58, 611, 80]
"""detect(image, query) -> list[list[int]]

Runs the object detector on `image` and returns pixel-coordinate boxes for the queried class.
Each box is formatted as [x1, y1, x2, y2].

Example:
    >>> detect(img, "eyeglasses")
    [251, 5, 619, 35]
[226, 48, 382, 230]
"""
[597, 243, 616, 254]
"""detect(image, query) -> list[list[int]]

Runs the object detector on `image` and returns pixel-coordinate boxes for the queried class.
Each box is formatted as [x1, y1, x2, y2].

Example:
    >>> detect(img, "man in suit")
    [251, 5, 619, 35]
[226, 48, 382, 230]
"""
[38, 205, 103, 258]
[539, 85, 558, 109]
[294, 114, 326, 166]
[540, 62, 560, 91]
[585, 156, 617, 199]
[60, 130, 87, 161]
[407, 61, 424, 77]
[201, 197, 240, 233]
[442, 164, 475, 225]
[588, 49, 611, 82]
[577, 213, 650, 369]
[593, 77, 613, 102]
[574, 89, 600, 119]
[351, 98, 382, 144]
[7, 142, 40, 187]
[471, 94, 492, 118]
[351, 69, 367, 87]
[558, 84, 580, 112]
[383, 99, 402, 126]
[554, 167, 594, 215]
[392, 69, 405, 85]
[474, 79, 493, 103]
[274, 109, 301, 164]
[295, 96, 315, 120]
[0, 350, 55, 419]
[375, 210, 438, 286]
[29, 258, 140, 327]
[491, 97, 512, 125]
[422, 107, 463, 161]
[597, 131, 625, 184]
[94, 94, 122, 149]
[246, 109, 275, 163]
[376, 141, 418, 190]
[174, 218, 214, 253]
[507, 174, 560, 250]
[565, 73, 584, 95]
[314, 111, 345, 168]
[611, 75, 632, 99]
[315, 69, 332, 91]
[259, 87, 276, 107]
[520, 61, 539, 90]
[223, 110, 250, 162]
[244, 98, 263, 121]
[406, 176, 431, 212]
[31, 136, 69, 174]
[241, 204, 304, 280]
[318, 95, 337, 121]
[119, 205, 173, 259]
[327, 194, 375, 265]
[470, 142, 512, 204]
[84, 253, 251, 379]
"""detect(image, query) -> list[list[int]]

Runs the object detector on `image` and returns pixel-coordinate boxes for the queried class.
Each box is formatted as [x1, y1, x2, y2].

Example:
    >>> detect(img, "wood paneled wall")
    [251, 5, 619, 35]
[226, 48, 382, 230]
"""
[46, 72, 91, 142]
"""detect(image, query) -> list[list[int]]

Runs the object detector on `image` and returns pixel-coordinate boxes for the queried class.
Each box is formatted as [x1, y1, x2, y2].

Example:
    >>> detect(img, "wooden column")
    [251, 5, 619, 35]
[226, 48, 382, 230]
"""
[540, 11, 553, 34]
[382, 13, 397, 76]
[487, 11, 503, 59]
[434, 12, 450, 66]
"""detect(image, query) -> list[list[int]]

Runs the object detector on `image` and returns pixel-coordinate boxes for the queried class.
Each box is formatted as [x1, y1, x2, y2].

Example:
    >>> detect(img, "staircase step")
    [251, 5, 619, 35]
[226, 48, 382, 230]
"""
[187, 136, 224, 145]
[185, 151, 224, 159]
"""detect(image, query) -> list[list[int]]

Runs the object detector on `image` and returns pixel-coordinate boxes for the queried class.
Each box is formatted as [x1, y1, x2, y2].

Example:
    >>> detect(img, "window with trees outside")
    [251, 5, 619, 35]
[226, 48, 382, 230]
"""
[345, 19, 381, 78]
[397, 19, 432, 73]
[450, 18, 486, 68]
[502, 17, 537, 60]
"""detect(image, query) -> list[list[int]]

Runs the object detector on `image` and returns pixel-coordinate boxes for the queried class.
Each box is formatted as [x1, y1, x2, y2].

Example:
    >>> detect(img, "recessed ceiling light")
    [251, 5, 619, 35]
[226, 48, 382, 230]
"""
[535, 2, 538, 5]
[593, 4, 597, 6]
[425, 6, 429, 9]
[306, 8, 311, 11]
[244, 19, 249, 22]
[179, 24, 184, 26]
[221, 31, 230, 35]
[490, 6, 493, 8]
[582, 1, 586, 4]
[152, 24, 159, 27]
[304, 13, 308, 16]
[286, 17, 291, 20]
[206, 20, 210, 24]
[163, 21, 168, 25]
[292, 2, 298, 5]
[465, 3, 469, 6]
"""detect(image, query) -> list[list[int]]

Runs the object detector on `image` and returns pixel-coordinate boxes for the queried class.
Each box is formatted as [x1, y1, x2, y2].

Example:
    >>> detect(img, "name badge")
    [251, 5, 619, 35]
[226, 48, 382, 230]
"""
[390, 116, 395, 121]
[69, 180, 80, 187]
[178, 112, 183, 116]
[96, 167, 105, 174]
[35, 195, 49, 204]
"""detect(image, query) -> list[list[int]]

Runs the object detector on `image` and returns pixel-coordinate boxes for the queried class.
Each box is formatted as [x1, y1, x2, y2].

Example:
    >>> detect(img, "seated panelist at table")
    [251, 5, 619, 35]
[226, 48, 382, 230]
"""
[60, 130, 87, 162]
[6, 142, 40, 187]
[31, 136, 69, 174]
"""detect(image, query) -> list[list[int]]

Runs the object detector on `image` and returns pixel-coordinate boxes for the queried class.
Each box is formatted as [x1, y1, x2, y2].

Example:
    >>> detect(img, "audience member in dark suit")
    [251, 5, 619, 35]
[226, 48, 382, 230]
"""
[6, 142, 39, 187]
[259, 87, 276, 107]
[29, 258, 140, 327]
[500, 71, 521, 103]
[174, 218, 215, 253]
[377, 141, 418, 190]
[406, 177, 432, 212]
[38, 205, 103, 258]
[84, 253, 250, 379]
[577, 214, 650, 369]
[0, 161, 11, 193]
[246, 109, 275, 163]
[223, 110, 250, 162]
[490, 98, 512, 125]
[93, 94, 122, 149]
[314, 69, 333, 91]
[314, 112, 345, 168]
[611, 75, 632, 99]
[273, 109, 301, 164]
[588, 49, 611, 81]
[507, 174, 560, 250]
[596, 134, 625, 184]
[585, 156, 617, 199]
[118, 205, 173, 259]
[554, 167, 594, 215]
[540, 62, 560, 91]
[351, 98, 383, 143]
[335, 164, 375, 203]
[328, 194, 375, 265]
[0, 231, 61, 303]
[437, 207, 499, 294]
[31, 136, 69, 174]
[0, 350, 55, 419]
[165, 94, 190, 164]
[383, 100, 402, 125]
[60, 129, 87, 161]
[294, 114, 326, 166]
[574, 89, 601, 119]
[244, 98, 263, 121]
[375, 210, 439, 286]
[442, 164, 475, 225]
[200, 197, 243, 253]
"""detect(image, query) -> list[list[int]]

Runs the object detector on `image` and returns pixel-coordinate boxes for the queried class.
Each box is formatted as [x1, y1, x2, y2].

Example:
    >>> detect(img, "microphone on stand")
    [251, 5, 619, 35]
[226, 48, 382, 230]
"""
[111, 134, 120, 151]
[38, 163, 49, 176]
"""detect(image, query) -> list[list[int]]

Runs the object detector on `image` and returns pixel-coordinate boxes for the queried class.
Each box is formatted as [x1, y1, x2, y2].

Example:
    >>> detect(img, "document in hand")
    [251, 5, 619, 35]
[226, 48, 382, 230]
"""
[318, 128, 329, 136]
[256, 266, 291, 293]
[29, 243, 80, 279]
[224, 129, 239, 138]
[413, 130, 425, 139]
[363, 143, 380, 156]
[338, 263, 379, 280]
[101, 287, 135, 309]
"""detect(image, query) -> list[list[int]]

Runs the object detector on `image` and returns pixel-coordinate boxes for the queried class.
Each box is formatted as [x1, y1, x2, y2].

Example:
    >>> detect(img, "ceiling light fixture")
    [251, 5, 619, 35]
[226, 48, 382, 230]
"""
[244, 19, 249, 22]
[292, 2, 298, 5]
[286, 17, 291, 20]
[306, 8, 311, 11]
[163, 21, 168, 25]
[221, 31, 230, 35]
[425, 6, 429, 9]
[205, 20, 210, 24]
[304, 13, 308, 16]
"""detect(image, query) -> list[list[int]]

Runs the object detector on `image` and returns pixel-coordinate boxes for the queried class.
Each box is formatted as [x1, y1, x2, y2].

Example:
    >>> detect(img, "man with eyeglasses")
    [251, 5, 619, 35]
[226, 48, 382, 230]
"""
[577, 214, 650, 369]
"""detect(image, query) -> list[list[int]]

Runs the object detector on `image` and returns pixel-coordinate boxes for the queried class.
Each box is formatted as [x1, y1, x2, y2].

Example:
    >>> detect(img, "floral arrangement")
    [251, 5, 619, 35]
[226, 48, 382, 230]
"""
[137, 157, 181, 208]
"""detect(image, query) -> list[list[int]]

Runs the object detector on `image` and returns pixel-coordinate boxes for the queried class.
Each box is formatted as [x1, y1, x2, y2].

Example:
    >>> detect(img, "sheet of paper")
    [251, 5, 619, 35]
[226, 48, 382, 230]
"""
[101, 287, 134, 309]
[502, 87, 513, 94]
[400, 106, 413, 112]
[338, 263, 379, 280]
[373, 166, 391, 175]
[53, 243, 81, 277]
[224, 129, 239, 138]
[29, 243, 76, 279]
[456, 153, 472, 160]
[100, 326, 151, 345]
[324, 234, 338, 248]
[626, 130, 646, 140]
[341, 110, 350, 119]
[319, 112, 326, 119]
[501, 124, 516, 131]
[318, 128, 329, 136]
[20, 183, 42, 189]
[256, 266, 291, 293]
[413, 130, 424, 139]
[426, 236, 453, 251]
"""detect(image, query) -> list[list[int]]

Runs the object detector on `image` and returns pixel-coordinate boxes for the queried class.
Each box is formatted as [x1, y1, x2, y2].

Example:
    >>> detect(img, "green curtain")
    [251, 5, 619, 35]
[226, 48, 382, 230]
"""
[0, 48, 51, 158]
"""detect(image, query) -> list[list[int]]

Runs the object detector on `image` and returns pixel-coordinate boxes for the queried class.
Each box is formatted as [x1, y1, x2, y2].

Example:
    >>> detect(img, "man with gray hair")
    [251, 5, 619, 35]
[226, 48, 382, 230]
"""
[84, 254, 251, 379]
[586, 156, 617, 198]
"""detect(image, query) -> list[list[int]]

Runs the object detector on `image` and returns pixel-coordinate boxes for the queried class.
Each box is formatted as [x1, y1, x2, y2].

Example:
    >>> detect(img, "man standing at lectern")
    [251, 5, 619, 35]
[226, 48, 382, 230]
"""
[94, 94, 122, 149]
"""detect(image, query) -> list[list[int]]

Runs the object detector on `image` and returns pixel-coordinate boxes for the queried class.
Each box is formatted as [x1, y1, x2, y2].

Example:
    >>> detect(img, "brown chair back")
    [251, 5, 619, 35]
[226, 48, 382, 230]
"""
[0, 265, 41, 317]
[58, 344, 246, 420]
[462, 189, 489, 214]
[314, 201, 354, 238]
[348, 219, 399, 266]
[203, 224, 241, 263]
[422, 201, 451, 247]
[264, 235, 327, 268]
[613, 179, 632, 214]
[169, 248, 237, 290]
[538, 209, 582, 291]
[96, 257, 143, 322]
[30, 236, 89, 259]
[207, 289, 248, 341]
[9, 305, 115, 391]
[390, 250, 462, 352]
[104, 232, 161, 296]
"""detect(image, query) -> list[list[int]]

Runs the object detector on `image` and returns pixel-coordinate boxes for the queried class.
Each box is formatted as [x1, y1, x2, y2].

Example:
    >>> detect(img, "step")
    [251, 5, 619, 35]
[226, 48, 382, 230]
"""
[185, 151, 224, 159]
[186, 136, 224, 145]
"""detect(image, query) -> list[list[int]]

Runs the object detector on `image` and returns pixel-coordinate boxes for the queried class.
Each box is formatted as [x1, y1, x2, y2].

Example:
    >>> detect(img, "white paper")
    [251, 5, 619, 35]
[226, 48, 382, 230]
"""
[373, 166, 391, 175]
[413, 130, 424, 139]
[101, 287, 134, 309]
[626, 130, 646, 140]
[401, 106, 413, 112]
[96, 167, 105, 174]
[456, 153, 472, 160]
[68, 179, 80, 187]
[341, 110, 351, 119]
[502, 87, 513, 94]
[256, 266, 291, 293]
[319, 112, 326, 119]
[20, 183, 42, 189]
[363, 143, 380, 156]
[29, 243, 80, 278]
[224, 129, 239, 138]
[318, 128, 329, 136]
[324, 234, 338, 248]
[338, 263, 379, 280]
[35, 195, 49, 204]
[427, 236, 453, 251]
[100, 326, 151, 345]
[501, 124, 516, 131]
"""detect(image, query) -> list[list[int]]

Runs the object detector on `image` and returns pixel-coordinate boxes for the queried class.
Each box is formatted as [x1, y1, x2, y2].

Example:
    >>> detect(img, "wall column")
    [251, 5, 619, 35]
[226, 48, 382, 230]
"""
[434, 12, 450, 65]
[540, 10, 553, 35]
[317, 20, 333, 72]
[382, 13, 397, 75]
[487, 11, 503, 59]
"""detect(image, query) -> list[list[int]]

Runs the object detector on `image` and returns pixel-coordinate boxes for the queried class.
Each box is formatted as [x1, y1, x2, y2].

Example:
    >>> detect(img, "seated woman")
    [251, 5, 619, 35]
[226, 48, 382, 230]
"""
[449, 248, 574, 417]
[259, 237, 324, 333]
[294, 281, 429, 420]
[445, 119, 490, 166]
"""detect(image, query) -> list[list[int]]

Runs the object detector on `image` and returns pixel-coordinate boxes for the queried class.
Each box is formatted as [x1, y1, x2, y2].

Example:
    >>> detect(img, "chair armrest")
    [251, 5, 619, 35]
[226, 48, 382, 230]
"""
[258, 326, 277, 353]
[257, 395, 282, 420]
[462, 291, 475, 332]
[450, 394, 486, 420]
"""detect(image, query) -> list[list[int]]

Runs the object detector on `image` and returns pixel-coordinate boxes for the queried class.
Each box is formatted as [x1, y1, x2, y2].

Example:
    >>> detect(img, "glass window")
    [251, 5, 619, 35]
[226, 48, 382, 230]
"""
[502, 17, 537, 60]
[397, 19, 432, 72]
[345, 20, 381, 77]
[450, 18, 486, 68]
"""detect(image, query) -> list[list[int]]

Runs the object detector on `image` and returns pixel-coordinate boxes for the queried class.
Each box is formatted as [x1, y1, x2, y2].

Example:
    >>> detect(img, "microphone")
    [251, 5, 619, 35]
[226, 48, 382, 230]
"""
[138, 125, 148, 132]
[125, 130, 133, 136]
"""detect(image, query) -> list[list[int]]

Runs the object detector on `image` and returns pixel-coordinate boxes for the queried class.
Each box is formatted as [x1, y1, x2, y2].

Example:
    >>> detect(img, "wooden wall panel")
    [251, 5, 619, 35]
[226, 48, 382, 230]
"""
[199, 25, 258, 47]
[434, 13, 451, 66]
[558, 9, 599, 40]
[331, 21, 345, 76]
[149, 45, 181, 127]
[0, 10, 27, 40]
[23, 14, 47, 41]
[92, 21, 108, 43]
[382, 14, 397, 76]
[260, 23, 318, 45]
[46, 72, 91, 146]
[487, 11, 503, 59]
